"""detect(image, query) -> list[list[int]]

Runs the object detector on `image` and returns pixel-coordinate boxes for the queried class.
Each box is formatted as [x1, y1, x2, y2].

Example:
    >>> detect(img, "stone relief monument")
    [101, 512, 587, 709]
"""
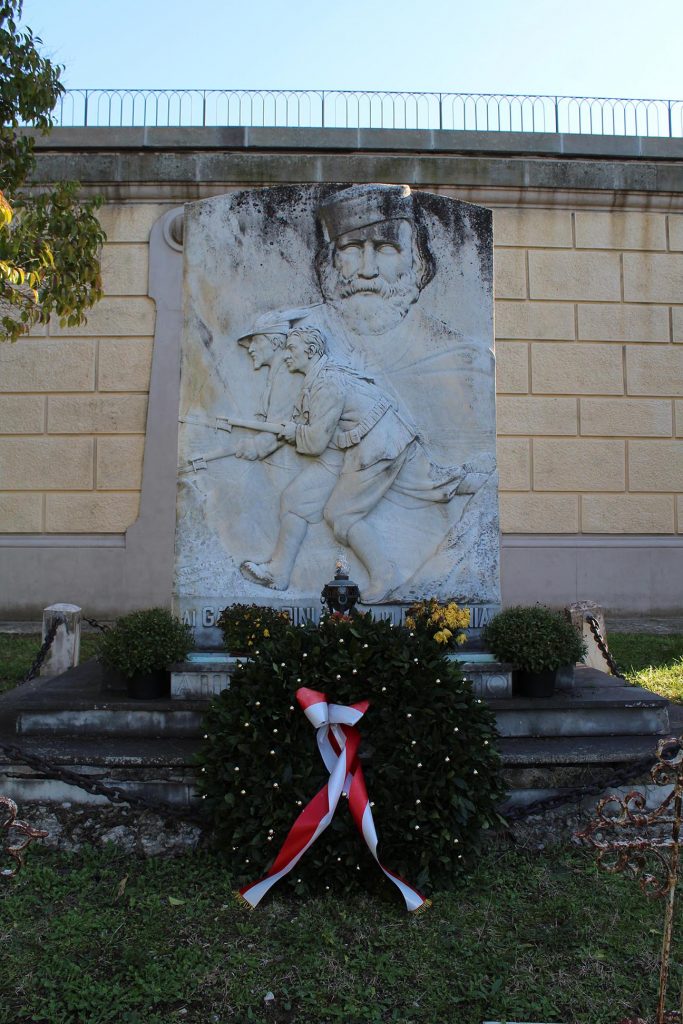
[174, 183, 499, 639]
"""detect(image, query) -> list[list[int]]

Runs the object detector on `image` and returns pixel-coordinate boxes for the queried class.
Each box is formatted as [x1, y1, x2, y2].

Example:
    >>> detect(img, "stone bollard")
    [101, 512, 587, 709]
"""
[566, 600, 611, 674]
[40, 604, 81, 678]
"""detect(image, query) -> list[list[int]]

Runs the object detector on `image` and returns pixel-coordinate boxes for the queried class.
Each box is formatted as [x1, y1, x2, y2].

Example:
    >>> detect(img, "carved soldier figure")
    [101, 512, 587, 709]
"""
[241, 325, 490, 602]
[234, 308, 313, 461]
[176, 183, 499, 617]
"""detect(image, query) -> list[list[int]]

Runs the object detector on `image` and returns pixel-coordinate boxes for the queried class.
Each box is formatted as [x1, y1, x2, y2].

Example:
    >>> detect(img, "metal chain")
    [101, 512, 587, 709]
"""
[586, 613, 625, 679]
[82, 616, 110, 633]
[2, 607, 648, 828]
[503, 754, 656, 821]
[504, 614, 645, 818]
[20, 621, 59, 684]
[0, 743, 205, 825]
[9, 615, 206, 826]
[1, 736, 654, 829]
[20, 612, 108, 686]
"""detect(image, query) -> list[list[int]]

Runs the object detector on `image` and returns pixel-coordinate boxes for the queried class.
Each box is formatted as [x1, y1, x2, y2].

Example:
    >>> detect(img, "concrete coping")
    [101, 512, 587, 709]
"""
[25, 125, 683, 161]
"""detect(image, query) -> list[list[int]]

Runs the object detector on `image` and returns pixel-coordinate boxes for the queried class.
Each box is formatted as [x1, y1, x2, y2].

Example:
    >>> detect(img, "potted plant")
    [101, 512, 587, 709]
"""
[216, 603, 291, 655]
[404, 598, 470, 649]
[99, 607, 194, 699]
[481, 605, 586, 697]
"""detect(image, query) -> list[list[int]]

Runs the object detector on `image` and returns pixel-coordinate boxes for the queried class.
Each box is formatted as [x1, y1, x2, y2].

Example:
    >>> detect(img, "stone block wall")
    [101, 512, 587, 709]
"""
[1, 126, 682, 615]
[2, 201, 681, 542]
[492, 207, 682, 537]
[0, 203, 171, 535]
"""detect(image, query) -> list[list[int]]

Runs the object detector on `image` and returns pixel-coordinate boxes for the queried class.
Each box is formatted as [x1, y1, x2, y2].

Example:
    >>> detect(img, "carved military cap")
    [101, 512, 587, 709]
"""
[318, 183, 414, 242]
[237, 306, 319, 345]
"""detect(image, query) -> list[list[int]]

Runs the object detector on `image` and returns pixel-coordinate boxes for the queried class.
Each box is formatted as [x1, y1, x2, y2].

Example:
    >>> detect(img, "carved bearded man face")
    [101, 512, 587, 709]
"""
[318, 218, 423, 335]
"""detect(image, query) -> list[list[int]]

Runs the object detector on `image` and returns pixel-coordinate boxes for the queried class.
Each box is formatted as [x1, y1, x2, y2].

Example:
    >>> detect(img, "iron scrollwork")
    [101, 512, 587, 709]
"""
[576, 736, 683, 1024]
[1, 796, 48, 879]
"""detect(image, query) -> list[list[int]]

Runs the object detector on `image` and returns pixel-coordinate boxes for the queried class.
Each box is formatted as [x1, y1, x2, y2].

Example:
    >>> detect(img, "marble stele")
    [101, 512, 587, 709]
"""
[174, 183, 499, 632]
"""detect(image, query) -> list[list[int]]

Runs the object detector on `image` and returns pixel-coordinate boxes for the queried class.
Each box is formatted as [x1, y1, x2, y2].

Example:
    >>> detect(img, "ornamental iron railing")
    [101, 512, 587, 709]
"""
[50, 88, 683, 138]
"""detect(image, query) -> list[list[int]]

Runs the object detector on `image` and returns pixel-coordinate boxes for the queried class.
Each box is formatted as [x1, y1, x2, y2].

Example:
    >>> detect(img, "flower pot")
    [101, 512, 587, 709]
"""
[515, 668, 557, 698]
[556, 663, 576, 689]
[126, 669, 170, 700]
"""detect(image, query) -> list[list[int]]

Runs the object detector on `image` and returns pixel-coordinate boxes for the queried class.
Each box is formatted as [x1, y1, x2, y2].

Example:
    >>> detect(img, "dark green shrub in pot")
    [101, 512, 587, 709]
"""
[482, 605, 586, 697]
[99, 607, 194, 699]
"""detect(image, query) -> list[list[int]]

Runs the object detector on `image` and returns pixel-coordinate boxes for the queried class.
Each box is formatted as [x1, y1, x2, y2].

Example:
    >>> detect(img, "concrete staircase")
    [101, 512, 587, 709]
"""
[0, 660, 672, 810]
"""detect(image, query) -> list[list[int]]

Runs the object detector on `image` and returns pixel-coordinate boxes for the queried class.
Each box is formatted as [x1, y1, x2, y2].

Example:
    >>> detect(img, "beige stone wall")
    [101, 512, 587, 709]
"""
[1, 198, 682, 540]
[0, 203, 171, 533]
[494, 207, 683, 536]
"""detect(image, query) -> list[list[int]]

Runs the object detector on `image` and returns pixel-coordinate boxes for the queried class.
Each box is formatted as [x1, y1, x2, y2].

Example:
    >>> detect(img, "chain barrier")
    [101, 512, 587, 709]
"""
[6, 615, 205, 826]
[20, 613, 109, 686]
[504, 612, 642, 820]
[585, 613, 625, 678]
[503, 754, 657, 821]
[1, 608, 651, 829]
[0, 742, 205, 825]
[19, 621, 58, 685]
[0, 737, 660, 830]
[82, 616, 110, 633]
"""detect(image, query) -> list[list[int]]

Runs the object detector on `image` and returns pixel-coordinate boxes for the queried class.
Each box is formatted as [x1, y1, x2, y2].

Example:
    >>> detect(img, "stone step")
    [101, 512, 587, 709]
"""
[498, 732, 668, 766]
[0, 733, 199, 766]
[0, 661, 208, 738]
[489, 666, 669, 738]
[0, 731, 667, 811]
[492, 699, 668, 738]
[0, 735, 199, 807]
[16, 707, 205, 737]
[0, 661, 670, 743]
[14, 696, 668, 739]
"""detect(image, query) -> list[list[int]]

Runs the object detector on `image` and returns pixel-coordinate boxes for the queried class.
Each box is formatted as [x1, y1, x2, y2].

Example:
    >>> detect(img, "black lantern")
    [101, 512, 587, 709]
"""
[321, 560, 361, 616]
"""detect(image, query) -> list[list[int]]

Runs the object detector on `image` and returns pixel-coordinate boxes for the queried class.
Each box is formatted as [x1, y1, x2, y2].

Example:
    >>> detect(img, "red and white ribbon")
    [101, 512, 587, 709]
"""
[238, 686, 429, 912]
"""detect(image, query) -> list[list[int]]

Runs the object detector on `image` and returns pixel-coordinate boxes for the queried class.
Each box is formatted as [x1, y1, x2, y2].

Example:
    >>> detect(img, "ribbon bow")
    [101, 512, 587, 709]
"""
[239, 687, 428, 912]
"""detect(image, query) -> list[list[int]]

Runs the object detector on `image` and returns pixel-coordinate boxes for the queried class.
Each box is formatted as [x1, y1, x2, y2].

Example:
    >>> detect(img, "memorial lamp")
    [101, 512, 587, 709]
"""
[321, 559, 360, 616]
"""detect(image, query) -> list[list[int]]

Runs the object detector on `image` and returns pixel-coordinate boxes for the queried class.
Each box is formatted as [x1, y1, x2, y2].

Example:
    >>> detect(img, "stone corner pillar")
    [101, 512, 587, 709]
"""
[40, 603, 81, 678]
[566, 600, 611, 674]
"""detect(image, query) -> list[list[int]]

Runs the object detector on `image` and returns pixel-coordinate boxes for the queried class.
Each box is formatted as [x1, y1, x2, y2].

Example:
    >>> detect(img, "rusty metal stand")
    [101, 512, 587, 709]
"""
[1, 796, 48, 878]
[577, 736, 683, 1024]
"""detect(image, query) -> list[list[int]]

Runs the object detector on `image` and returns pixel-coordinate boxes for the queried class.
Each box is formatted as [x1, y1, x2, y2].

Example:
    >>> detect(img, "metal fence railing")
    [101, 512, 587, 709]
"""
[50, 89, 683, 138]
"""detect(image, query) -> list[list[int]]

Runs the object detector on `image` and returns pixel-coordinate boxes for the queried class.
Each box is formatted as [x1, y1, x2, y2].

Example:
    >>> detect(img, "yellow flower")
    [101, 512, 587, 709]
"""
[433, 628, 452, 645]
[455, 632, 467, 646]
[263, 628, 270, 637]
[405, 616, 415, 629]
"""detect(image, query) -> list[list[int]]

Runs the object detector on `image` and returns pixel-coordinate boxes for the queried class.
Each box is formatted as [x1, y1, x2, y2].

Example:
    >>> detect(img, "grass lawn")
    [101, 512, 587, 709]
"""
[0, 632, 103, 694]
[609, 633, 683, 703]
[1, 630, 682, 1022]
[1, 842, 678, 1024]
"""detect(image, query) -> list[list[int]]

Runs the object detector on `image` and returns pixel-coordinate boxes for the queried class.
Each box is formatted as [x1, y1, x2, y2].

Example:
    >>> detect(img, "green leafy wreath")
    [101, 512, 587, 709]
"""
[196, 613, 507, 903]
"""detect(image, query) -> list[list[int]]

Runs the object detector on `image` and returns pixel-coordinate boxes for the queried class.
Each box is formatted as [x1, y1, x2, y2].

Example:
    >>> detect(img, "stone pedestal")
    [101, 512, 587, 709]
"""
[170, 654, 245, 700]
[175, 184, 499, 636]
[170, 651, 513, 700]
[446, 653, 513, 698]
[40, 604, 81, 678]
